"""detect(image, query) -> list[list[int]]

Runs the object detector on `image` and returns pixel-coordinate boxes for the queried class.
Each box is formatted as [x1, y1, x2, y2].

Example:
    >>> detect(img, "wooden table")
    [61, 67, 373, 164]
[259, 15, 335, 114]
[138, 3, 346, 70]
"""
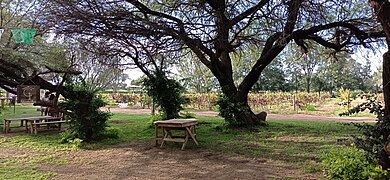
[3, 116, 59, 134]
[154, 119, 199, 150]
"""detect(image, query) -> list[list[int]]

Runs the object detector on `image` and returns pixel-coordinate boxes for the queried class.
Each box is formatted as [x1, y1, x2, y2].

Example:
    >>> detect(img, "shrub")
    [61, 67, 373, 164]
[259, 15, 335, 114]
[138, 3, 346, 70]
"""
[215, 94, 249, 127]
[180, 110, 196, 118]
[147, 114, 165, 127]
[60, 78, 115, 142]
[338, 87, 352, 110]
[305, 104, 316, 111]
[321, 147, 388, 180]
[339, 93, 390, 169]
[143, 72, 187, 119]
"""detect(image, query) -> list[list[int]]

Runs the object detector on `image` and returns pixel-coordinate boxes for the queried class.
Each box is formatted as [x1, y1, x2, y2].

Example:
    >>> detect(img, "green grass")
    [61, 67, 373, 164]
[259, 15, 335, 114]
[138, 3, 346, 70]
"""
[0, 105, 365, 179]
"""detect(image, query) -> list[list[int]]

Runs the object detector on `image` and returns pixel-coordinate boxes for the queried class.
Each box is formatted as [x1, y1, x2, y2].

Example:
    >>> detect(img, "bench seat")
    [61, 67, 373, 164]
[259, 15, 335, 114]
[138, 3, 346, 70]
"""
[31, 121, 67, 134]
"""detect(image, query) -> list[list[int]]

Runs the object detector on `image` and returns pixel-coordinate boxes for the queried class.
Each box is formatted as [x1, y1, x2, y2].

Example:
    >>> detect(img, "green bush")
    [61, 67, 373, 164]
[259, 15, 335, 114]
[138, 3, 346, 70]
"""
[101, 127, 120, 139]
[147, 114, 165, 127]
[321, 147, 388, 180]
[215, 94, 249, 127]
[305, 104, 316, 111]
[143, 72, 187, 120]
[60, 78, 115, 142]
[180, 110, 196, 118]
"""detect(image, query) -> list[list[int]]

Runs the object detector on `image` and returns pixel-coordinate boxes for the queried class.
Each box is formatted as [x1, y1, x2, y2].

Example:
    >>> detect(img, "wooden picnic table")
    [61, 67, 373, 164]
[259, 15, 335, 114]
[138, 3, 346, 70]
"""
[3, 116, 61, 134]
[154, 119, 199, 150]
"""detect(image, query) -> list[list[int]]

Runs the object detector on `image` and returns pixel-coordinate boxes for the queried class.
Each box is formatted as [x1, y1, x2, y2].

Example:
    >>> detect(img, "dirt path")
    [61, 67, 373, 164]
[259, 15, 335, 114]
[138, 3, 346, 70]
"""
[104, 107, 376, 123]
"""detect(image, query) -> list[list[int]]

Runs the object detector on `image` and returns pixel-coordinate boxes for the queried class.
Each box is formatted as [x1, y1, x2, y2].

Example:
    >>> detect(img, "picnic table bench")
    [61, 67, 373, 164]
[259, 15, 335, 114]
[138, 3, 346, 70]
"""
[154, 119, 199, 150]
[31, 120, 67, 134]
[3, 116, 66, 134]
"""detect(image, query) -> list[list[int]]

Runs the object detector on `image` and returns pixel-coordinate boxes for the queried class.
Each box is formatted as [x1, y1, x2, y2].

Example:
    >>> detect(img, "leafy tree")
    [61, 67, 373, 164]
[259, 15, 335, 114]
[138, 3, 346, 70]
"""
[357, 58, 374, 92]
[47, 0, 385, 127]
[284, 43, 325, 93]
[315, 54, 373, 92]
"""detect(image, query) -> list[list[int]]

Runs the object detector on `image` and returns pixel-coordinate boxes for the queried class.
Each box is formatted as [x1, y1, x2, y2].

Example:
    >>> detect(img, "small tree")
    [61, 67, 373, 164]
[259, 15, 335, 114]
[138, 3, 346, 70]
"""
[143, 72, 187, 120]
[60, 78, 112, 142]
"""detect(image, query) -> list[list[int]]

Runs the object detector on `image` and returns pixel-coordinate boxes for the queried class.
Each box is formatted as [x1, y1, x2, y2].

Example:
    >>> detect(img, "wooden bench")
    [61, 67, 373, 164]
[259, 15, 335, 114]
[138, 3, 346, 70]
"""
[4, 116, 52, 133]
[31, 121, 67, 134]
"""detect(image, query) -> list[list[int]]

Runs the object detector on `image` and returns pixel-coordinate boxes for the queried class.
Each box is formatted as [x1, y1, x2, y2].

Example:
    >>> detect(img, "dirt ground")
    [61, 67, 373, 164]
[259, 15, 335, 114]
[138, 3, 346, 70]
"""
[3, 108, 375, 179]
[37, 141, 318, 180]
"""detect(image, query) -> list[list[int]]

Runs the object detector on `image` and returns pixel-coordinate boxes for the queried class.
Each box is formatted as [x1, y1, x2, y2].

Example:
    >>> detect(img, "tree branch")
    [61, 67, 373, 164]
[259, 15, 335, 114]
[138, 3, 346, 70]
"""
[230, 0, 270, 26]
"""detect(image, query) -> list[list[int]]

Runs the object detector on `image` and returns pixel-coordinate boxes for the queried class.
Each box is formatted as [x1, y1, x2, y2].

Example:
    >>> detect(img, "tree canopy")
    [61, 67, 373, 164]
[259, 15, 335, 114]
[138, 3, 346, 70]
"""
[0, 0, 82, 94]
[45, 0, 386, 126]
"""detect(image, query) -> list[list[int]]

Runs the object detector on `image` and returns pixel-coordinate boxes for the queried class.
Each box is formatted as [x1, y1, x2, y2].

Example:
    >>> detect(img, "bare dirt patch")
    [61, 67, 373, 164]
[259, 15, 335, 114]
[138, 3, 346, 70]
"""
[39, 141, 318, 180]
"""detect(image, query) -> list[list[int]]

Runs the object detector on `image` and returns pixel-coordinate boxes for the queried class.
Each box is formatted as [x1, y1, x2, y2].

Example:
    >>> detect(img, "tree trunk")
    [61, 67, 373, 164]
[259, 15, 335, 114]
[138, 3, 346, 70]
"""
[370, 0, 390, 115]
[234, 94, 267, 127]
[306, 76, 311, 93]
[214, 62, 267, 127]
[369, 0, 390, 170]
[384, 51, 390, 116]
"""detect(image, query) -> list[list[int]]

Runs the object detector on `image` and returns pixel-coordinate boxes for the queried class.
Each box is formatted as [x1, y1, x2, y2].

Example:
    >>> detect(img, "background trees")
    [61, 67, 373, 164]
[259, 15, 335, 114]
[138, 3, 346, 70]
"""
[176, 53, 216, 93]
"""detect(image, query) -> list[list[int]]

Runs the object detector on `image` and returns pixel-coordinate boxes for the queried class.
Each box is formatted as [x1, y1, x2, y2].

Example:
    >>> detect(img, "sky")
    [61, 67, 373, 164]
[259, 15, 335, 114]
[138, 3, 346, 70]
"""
[125, 68, 144, 85]
[351, 47, 386, 72]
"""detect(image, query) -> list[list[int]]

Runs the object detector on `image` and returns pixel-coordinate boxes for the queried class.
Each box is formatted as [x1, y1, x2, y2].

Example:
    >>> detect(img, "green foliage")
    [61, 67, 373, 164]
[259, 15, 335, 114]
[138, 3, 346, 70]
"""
[338, 87, 352, 110]
[339, 93, 390, 170]
[316, 56, 375, 92]
[215, 94, 248, 127]
[60, 78, 115, 142]
[339, 93, 383, 117]
[252, 58, 289, 92]
[101, 127, 120, 139]
[321, 147, 388, 179]
[353, 116, 390, 161]
[143, 72, 187, 119]
[305, 104, 316, 111]
[180, 110, 196, 118]
[147, 114, 165, 127]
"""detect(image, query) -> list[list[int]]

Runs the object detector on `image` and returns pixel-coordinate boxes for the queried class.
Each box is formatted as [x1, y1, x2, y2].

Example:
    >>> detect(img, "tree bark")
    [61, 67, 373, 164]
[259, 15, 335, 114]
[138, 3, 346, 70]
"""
[306, 77, 311, 93]
[234, 98, 267, 127]
[384, 51, 390, 116]
[369, 0, 390, 115]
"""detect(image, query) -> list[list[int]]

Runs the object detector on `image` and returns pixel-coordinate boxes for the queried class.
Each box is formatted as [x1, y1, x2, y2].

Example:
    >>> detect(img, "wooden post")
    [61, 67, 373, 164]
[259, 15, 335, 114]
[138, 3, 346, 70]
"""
[0, 98, 4, 108]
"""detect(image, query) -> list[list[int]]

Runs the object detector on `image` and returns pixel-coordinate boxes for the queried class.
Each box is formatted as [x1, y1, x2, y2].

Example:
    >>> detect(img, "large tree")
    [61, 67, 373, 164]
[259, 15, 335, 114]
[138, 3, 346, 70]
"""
[47, 0, 385, 126]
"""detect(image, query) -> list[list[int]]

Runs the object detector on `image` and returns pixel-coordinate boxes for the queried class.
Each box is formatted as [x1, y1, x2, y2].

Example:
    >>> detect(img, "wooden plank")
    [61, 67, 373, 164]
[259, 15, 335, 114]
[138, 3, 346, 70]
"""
[32, 121, 67, 125]
[31, 121, 66, 134]
[162, 138, 186, 143]
[154, 119, 198, 127]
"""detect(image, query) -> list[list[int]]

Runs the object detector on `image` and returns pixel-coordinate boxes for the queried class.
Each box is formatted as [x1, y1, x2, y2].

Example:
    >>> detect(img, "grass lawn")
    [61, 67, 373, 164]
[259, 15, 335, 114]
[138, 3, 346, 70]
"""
[0, 105, 363, 179]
